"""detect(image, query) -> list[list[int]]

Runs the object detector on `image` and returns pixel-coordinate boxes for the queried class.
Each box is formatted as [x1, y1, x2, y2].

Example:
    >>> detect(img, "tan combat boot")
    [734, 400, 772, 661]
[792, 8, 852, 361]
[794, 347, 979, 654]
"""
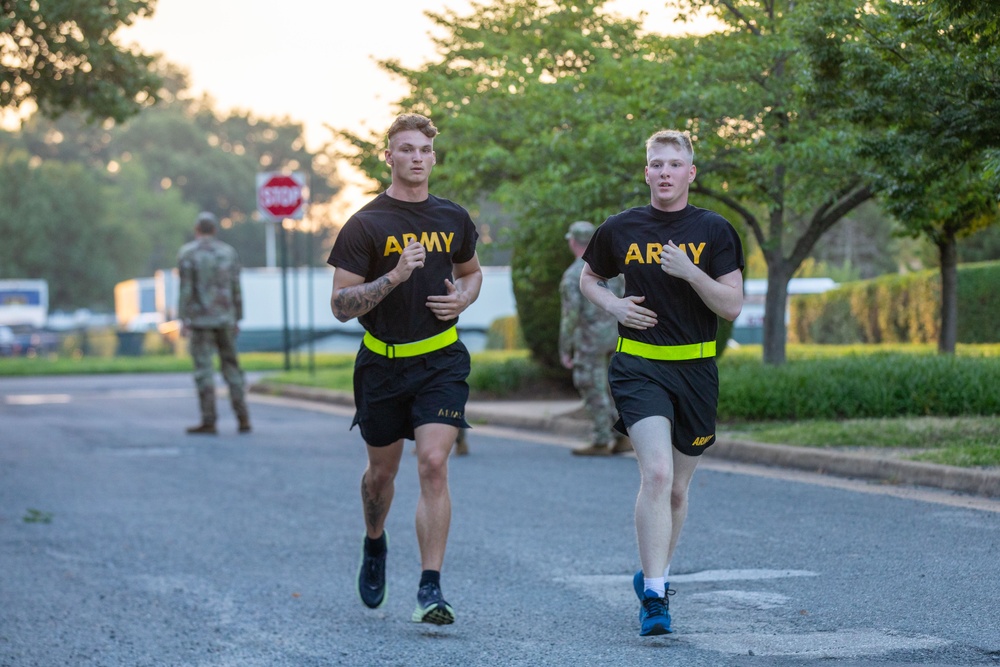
[611, 435, 633, 454]
[572, 443, 611, 456]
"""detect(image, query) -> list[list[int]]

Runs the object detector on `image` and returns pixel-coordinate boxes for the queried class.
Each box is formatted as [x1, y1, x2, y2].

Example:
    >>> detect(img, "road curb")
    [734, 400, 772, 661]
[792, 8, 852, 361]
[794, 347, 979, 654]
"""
[710, 438, 1000, 498]
[250, 383, 1000, 499]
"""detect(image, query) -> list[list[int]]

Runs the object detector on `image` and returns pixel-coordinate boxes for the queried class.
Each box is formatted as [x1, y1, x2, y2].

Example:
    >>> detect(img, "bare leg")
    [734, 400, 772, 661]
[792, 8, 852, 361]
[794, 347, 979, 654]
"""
[413, 423, 458, 571]
[667, 448, 701, 566]
[629, 416, 674, 578]
[361, 440, 404, 538]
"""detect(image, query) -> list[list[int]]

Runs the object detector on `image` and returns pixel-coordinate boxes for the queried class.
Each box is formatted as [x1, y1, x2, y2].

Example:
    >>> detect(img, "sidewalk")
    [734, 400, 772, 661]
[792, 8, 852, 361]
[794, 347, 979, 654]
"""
[250, 383, 1000, 499]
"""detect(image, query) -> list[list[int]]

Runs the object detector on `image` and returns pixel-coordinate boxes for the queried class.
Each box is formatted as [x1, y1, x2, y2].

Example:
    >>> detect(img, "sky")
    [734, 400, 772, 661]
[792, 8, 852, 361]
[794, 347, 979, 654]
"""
[118, 0, 716, 212]
[120, 0, 710, 149]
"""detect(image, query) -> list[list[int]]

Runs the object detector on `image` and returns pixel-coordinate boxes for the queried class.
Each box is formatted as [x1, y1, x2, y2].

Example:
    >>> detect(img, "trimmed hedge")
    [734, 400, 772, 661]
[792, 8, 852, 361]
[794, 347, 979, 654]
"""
[789, 260, 1000, 344]
[485, 315, 527, 351]
[719, 352, 1000, 421]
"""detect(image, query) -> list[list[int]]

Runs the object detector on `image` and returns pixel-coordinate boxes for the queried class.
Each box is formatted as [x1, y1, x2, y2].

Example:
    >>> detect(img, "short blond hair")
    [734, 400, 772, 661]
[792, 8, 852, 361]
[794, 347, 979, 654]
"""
[646, 130, 694, 163]
[387, 113, 438, 143]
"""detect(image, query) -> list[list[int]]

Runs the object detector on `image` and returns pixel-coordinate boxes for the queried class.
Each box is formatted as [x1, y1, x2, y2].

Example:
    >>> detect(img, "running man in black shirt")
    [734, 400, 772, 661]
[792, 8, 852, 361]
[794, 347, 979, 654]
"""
[327, 113, 482, 625]
[580, 130, 744, 636]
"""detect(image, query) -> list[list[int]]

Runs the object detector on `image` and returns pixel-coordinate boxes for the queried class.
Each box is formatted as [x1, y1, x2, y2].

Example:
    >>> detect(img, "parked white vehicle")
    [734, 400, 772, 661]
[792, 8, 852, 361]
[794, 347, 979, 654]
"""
[0, 280, 48, 329]
[0, 325, 16, 356]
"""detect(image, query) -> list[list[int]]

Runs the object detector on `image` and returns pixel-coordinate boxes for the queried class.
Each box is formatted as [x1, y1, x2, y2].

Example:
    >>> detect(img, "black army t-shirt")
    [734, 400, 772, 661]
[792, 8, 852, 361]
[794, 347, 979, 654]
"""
[583, 204, 744, 348]
[327, 192, 478, 344]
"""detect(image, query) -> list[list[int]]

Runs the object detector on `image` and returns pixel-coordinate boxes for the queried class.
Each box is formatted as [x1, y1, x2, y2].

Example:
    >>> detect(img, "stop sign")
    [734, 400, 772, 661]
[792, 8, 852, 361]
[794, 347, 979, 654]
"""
[257, 172, 306, 220]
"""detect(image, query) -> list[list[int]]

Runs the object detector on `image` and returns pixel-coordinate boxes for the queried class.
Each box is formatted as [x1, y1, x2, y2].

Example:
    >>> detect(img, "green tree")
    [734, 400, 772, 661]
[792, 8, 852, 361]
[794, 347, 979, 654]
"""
[11, 60, 344, 269]
[340, 0, 875, 366]
[0, 149, 164, 309]
[1, 0, 160, 122]
[339, 1, 679, 366]
[805, 0, 1000, 353]
[929, 0, 1000, 44]
[112, 68, 342, 266]
[102, 158, 198, 278]
[808, 202, 901, 280]
[0, 59, 342, 311]
[655, 0, 876, 365]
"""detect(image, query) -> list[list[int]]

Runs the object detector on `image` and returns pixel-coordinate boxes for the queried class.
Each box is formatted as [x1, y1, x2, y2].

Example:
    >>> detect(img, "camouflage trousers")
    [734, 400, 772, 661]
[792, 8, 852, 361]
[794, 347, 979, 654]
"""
[190, 326, 249, 425]
[572, 351, 617, 445]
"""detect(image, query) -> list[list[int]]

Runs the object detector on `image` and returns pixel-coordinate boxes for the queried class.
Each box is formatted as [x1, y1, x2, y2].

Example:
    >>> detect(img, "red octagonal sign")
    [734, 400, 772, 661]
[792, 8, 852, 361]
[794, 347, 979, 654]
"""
[257, 172, 306, 220]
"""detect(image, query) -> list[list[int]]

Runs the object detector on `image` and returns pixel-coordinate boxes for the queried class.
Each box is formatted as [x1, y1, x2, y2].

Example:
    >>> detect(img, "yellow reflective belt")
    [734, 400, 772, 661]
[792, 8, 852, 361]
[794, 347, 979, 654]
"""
[616, 337, 716, 361]
[363, 326, 458, 359]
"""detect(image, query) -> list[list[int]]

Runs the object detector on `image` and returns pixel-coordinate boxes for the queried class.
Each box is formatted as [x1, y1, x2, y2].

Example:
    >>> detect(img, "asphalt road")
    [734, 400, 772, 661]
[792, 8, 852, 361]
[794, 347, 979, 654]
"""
[2, 373, 999, 667]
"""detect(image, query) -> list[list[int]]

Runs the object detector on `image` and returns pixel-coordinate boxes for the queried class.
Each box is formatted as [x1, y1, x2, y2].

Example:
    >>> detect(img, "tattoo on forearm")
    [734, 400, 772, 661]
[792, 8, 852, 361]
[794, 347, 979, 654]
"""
[334, 275, 394, 320]
[361, 473, 387, 533]
[597, 279, 609, 290]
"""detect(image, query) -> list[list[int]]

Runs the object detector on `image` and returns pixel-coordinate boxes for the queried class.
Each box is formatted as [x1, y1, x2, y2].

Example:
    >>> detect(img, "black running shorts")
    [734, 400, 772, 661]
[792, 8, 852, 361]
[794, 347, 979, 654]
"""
[351, 340, 471, 447]
[608, 352, 719, 457]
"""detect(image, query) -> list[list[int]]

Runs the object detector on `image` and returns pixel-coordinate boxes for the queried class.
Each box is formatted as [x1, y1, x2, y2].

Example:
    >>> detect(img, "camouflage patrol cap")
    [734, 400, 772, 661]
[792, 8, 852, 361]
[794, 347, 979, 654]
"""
[565, 220, 596, 244]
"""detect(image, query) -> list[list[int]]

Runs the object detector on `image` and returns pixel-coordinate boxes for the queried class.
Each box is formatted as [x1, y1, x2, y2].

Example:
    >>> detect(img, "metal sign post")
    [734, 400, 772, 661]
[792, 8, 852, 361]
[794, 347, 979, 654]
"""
[256, 172, 308, 371]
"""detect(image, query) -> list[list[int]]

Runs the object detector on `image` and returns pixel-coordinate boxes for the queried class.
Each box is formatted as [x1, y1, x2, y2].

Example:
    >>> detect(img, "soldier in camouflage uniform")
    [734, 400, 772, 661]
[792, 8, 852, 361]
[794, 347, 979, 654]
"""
[177, 212, 251, 435]
[560, 221, 632, 456]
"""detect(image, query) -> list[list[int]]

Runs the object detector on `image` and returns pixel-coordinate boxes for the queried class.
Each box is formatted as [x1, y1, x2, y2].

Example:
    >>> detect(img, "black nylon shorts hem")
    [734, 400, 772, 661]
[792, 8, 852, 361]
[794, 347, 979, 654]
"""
[608, 352, 719, 457]
[351, 341, 471, 447]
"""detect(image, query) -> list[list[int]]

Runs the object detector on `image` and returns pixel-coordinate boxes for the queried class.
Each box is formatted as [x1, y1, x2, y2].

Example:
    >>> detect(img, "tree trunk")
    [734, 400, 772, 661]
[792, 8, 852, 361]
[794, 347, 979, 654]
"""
[762, 261, 794, 365]
[937, 234, 959, 354]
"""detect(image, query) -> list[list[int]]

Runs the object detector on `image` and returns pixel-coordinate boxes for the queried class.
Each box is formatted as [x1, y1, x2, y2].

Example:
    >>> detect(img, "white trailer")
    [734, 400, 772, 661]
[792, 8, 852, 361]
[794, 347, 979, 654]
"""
[0, 280, 48, 328]
[119, 265, 518, 353]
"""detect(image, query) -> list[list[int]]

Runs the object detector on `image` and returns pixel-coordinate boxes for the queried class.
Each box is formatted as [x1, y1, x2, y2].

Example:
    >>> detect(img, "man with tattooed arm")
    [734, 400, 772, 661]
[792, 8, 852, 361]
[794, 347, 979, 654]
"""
[327, 113, 482, 626]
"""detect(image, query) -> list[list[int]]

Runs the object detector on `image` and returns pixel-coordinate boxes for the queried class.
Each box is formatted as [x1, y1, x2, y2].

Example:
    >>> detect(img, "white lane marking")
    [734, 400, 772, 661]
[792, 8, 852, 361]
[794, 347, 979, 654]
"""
[99, 389, 192, 399]
[102, 447, 182, 457]
[689, 590, 790, 610]
[4, 389, 193, 405]
[672, 569, 819, 583]
[701, 458, 1000, 514]
[685, 628, 949, 657]
[558, 569, 818, 588]
[561, 570, 951, 658]
[5, 394, 72, 405]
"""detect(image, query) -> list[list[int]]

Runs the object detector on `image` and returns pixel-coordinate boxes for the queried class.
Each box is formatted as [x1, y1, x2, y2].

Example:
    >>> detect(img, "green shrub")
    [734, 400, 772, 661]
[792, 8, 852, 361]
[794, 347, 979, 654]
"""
[957, 262, 1000, 343]
[510, 217, 569, 368]
[59, 327, 118, 357]
[467, 353, 546, 396]
[485, 315, 526, 351]
[716, 316, 734, 358]
[802, 296, 862, 344]
[790, 260, 1000, 344]
[141, 330, 173, 355]
[719, 352, 1000, 420]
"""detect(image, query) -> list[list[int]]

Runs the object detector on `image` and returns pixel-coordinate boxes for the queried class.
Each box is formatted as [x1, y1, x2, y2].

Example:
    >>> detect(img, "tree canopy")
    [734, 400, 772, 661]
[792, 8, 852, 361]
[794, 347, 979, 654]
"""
[0, 60, 342, 311]
[1, 0, 160, 122]
[339, 0, 879, 366]
[804, 0, 1000, 353]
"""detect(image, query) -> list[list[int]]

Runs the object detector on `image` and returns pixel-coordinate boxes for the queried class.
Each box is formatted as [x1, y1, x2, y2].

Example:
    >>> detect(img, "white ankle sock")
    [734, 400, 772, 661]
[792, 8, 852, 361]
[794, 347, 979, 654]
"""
[643, 576, 666, 597]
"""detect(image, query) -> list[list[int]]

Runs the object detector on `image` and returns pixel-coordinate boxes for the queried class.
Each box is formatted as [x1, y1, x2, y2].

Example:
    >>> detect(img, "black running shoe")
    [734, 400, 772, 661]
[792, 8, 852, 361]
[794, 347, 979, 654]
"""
[357, 532, 388, 609]
[411, 582, 455, 625]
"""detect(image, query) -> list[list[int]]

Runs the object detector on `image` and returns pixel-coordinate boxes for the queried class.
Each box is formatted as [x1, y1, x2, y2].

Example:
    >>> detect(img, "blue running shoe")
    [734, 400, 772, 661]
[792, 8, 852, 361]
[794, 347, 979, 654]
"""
[411, 582, 455, 625]
[632, 570, 644, 601]
[633, 570, 673, 607]
[633, 570, 672, 600]
[639, 590, 672, 636]
[357, 532, 388, 609]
